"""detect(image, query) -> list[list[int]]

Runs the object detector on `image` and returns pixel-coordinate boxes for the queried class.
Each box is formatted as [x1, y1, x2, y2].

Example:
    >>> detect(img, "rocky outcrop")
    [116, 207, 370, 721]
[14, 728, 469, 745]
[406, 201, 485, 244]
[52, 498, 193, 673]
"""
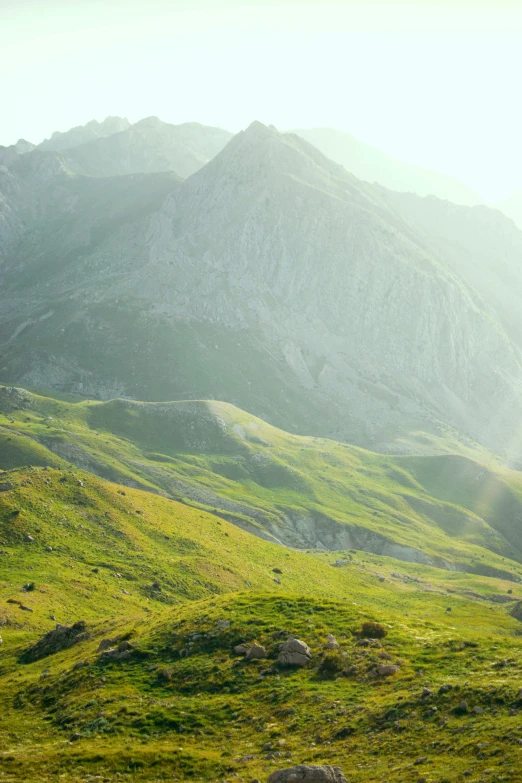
[19, 621, 88, 663]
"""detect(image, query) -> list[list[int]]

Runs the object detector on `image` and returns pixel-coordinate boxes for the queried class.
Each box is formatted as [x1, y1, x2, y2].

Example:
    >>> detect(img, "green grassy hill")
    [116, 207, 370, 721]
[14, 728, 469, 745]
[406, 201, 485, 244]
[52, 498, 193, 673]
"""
[2, 466, 522, 782]
[2, 385, 522, 580]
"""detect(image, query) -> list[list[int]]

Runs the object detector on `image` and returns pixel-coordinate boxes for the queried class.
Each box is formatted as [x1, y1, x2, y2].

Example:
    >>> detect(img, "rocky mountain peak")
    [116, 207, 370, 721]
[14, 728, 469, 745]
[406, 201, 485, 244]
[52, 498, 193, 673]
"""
[39, 116, 130, 151]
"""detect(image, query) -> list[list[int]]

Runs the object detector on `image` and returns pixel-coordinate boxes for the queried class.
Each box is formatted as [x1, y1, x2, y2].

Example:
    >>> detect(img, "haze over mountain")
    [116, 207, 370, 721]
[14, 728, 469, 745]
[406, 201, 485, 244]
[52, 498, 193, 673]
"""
[54, 116, 233, 179]
[293, 128, 484, 206]
[0, 138, 35, 168]
[493, 191, 522, 232]
[2, 119, 522, 461]
[38, 116, 131, 152]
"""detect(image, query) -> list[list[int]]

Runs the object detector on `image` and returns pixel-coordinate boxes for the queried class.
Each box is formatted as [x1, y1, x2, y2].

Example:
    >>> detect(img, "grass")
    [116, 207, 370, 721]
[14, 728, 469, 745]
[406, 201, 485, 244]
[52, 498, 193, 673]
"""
[1, 465, 522, 781]
[2, 385, 522, 581]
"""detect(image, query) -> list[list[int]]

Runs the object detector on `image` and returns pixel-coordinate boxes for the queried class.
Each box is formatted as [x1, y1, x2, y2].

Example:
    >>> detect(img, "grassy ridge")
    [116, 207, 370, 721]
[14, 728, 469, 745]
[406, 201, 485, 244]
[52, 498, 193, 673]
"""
[2, 386, 522, 579]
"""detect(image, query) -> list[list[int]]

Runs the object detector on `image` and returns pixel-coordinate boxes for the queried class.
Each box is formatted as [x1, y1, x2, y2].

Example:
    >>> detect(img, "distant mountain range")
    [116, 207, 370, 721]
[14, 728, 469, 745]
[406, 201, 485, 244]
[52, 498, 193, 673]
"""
[1, 116, 522, 460]
[292, 128, 484, 206]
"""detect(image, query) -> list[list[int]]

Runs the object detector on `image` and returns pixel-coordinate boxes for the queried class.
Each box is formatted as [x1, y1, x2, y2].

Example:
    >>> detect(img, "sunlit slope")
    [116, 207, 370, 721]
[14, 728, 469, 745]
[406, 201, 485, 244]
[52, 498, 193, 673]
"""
[0, 466, 370, 630]
[1, 489, 522, 783]
[2, 385, 522, 578]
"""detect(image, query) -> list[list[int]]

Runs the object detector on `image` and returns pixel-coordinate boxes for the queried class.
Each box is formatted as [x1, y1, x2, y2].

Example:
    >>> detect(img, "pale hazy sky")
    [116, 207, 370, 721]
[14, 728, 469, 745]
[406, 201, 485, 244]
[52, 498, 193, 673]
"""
[2, 0, 522, 200]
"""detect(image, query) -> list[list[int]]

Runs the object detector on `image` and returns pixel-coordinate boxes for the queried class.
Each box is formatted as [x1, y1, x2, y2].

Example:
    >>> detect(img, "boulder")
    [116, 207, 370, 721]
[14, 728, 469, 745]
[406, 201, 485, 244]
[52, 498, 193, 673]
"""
[376, 664, 400, 677]
[277, 637, 311, 667]
[0, 483, 13, 492]
[234, 644, 250, 655]
[268, 765, 347, 783]
[246, 643, 267, 660]
[324, 634, 339, 650]
[100, 640, 134, 662]
[97, 637, 121, 652]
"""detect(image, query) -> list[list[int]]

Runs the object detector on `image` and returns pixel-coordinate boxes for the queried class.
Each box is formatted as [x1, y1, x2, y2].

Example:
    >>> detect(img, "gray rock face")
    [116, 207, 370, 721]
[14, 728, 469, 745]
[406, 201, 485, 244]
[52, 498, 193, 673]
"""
[268, 765, 347, 783]
[277, 637, 311, 667]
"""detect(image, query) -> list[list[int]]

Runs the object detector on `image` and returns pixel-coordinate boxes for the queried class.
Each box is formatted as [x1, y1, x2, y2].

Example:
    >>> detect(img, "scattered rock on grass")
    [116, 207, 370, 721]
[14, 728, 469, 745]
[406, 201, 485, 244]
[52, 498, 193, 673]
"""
[324, 634, 339, 650]
[268, 765, 347, 783]
[278, 637, 311, 667]
[376, 664, 400, 677]
[246, 643, 267, 660]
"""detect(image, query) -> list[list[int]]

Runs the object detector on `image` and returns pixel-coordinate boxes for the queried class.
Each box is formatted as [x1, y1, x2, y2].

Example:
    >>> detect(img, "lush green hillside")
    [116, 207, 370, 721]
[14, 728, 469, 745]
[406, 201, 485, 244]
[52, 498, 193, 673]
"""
[1, 466, 522, 782]
[2, 385, 522, 581]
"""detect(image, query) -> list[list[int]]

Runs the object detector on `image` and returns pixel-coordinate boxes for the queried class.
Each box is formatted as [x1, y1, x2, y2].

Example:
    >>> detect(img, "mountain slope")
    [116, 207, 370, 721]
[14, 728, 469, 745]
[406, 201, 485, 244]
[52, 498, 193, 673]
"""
[3, 385, 522, 581]
[293, 128, 483, 205]
[2, 464, 522, 782]
[0, 138, 35, 167]
[1, 123, 522, 456]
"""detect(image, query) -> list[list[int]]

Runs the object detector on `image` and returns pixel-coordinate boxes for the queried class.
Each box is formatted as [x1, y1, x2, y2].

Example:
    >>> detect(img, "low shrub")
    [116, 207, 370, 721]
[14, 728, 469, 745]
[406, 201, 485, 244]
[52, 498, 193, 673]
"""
[361, 621, 387, 639]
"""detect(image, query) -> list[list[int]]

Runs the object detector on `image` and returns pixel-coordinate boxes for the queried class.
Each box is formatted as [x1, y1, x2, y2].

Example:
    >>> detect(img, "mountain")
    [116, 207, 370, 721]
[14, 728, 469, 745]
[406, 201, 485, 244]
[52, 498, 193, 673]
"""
[293, 128, 483, 206]
[493, 191, 522, 231]
[1, 122, 522, 459]
[50, 116, 233, 179]
[0, 138, 35, 167]
[38, 116, 131, 151]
